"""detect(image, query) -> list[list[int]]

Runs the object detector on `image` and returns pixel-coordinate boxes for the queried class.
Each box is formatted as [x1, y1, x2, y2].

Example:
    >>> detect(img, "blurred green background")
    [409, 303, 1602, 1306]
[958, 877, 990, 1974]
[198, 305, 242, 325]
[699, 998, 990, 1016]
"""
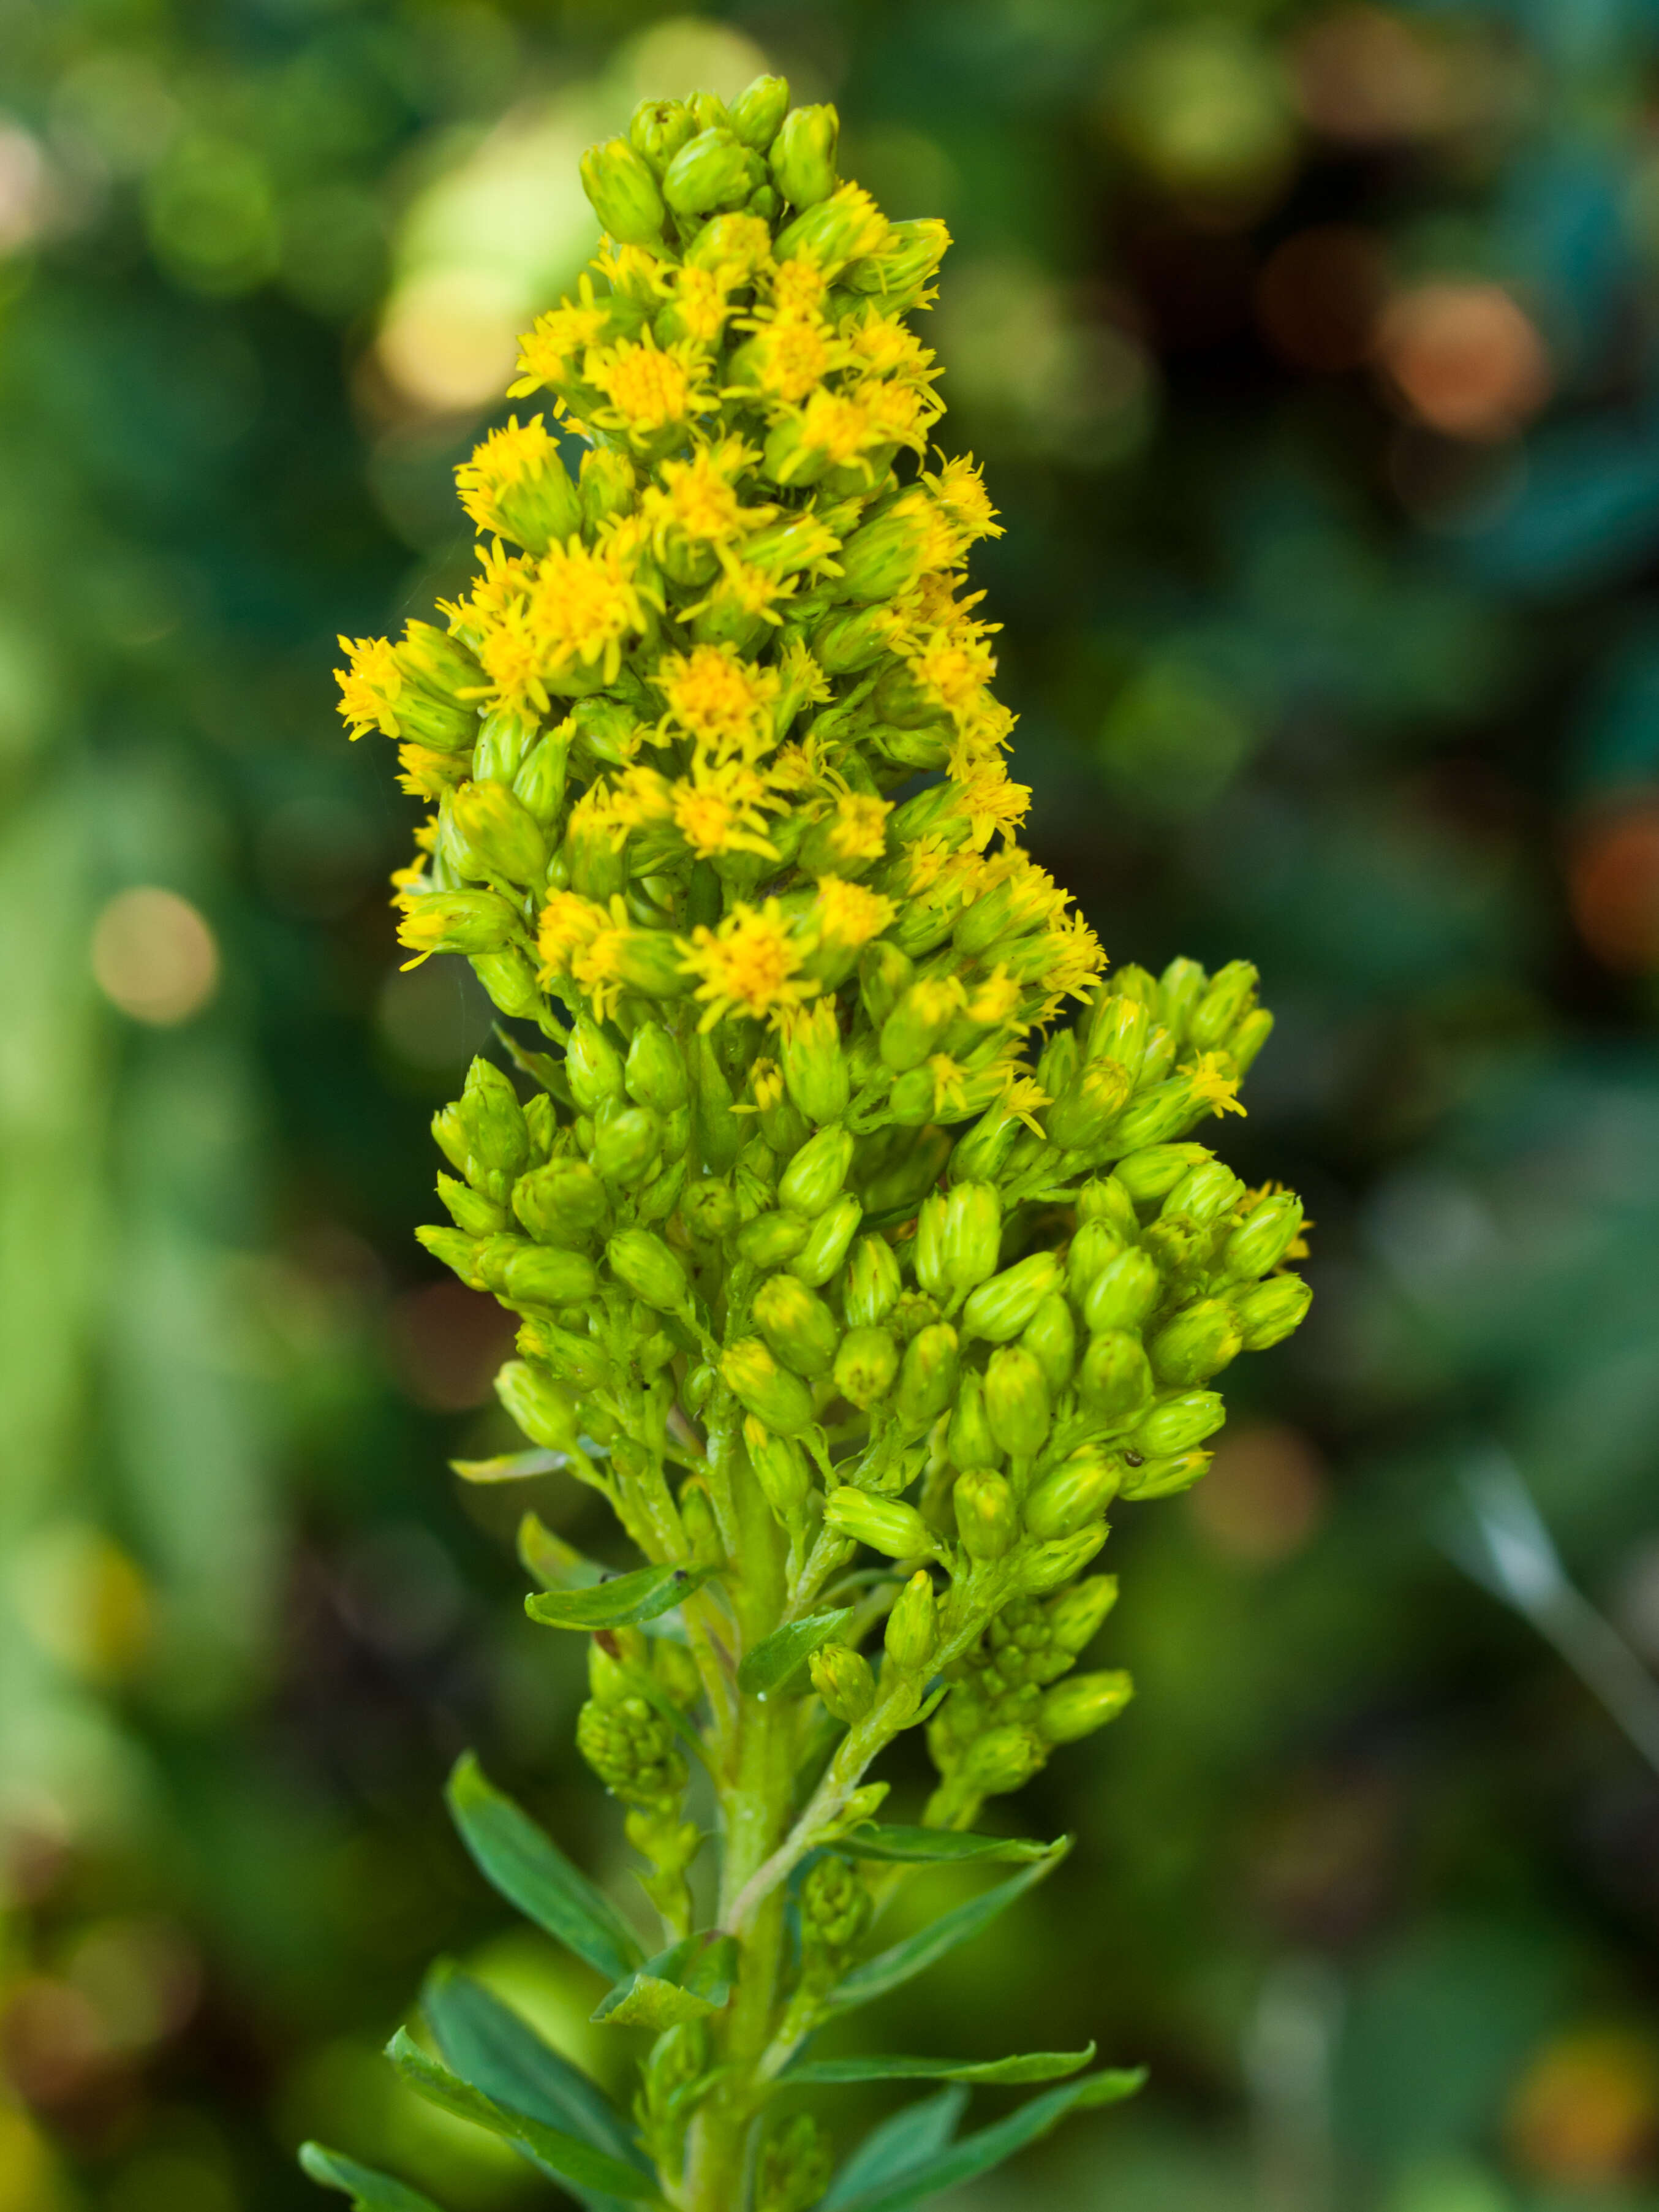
[6, 1, 1659, 2208]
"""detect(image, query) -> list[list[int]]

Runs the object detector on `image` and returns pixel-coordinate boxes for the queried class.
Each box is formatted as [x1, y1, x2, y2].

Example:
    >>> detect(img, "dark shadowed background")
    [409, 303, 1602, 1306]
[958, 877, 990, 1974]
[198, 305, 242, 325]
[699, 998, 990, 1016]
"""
[4, 4, 1659, 2210]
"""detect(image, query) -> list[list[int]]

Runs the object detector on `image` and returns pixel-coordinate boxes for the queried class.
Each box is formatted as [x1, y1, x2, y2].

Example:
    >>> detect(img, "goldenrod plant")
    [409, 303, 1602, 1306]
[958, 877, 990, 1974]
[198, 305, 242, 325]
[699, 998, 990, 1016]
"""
[307, 76, 1310, 2212]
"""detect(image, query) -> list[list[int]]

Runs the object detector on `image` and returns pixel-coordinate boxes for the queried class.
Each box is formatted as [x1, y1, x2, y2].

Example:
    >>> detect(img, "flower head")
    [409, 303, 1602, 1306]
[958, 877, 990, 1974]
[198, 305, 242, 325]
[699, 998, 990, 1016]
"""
[681, 901, 817, 1031]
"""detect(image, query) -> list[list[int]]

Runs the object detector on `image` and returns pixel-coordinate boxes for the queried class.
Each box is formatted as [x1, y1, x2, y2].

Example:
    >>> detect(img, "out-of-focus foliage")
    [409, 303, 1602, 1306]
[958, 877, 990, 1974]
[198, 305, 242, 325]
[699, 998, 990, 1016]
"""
[4, 1, 1659, 2210]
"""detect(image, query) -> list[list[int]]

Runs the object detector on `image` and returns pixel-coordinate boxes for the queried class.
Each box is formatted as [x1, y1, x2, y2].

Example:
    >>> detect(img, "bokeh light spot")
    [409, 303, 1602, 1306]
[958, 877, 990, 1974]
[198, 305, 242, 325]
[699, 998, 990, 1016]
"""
[1291, 7, 1452, 145]
[1255, 224, 1387, 372]
[91, 887, 219, 1025]
[1377, 281, 1551, 442]
[1188, 1423, 1328, 1566]
[1506, 2026, 1659, 2184]
[1568, 803, 1659, 972]
[387, 1280, 516, 1412]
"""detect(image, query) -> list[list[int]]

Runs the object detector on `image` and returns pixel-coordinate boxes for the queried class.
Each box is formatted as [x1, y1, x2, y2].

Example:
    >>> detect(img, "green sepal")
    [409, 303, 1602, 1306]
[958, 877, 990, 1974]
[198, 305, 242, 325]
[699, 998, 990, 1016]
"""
[420, 1963, 647, 2191]
[826, 1841, 1071, 2015]
[445, 1753, 644, 1983]
[836, 1824, 1053, 1866]
[826, 2070, 1147, 2212]
[298, 2145, 447, 2212]
[785, 2043, 1095, 2087]
[821, 2090, 967, 2210]
[591, 1931, 738, 2029]
[738, 1608, 855, 1699]
[451, 1448, 565, 1484]
[526, 1562, 715, 1631]
[385, 2029, 663, 2203]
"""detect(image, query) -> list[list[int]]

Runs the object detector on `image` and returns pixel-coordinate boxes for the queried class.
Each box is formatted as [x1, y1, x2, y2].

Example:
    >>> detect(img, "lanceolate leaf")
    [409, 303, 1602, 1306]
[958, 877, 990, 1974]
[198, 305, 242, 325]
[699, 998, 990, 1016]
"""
[445, 1754, 643, 1983]
[452, 1449, 567, 1484]
[420, 1963, 646, 2189]
[385, 2030, 662, 2205]
[590, 1932, 738, 2031]
[518, 1513, 607, 1590]
[820, 2090, 969, 2210]
[826, 2069, 1147, 2212]
[828, 1843, 1071, 2015]
[784, 2045, 1095, 2087]
[299, 2145, 447, 2212]
[737, 1608, 853, 1699]
[837, 1825, 1054, 1867]
[526, 1562, 714, 1631]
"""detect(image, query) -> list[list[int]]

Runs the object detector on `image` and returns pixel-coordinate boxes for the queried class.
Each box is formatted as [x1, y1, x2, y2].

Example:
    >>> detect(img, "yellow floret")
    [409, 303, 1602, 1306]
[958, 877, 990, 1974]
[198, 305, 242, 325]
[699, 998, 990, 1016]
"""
[680, 900, 818, 1031]
[336, 635, 402, 740]
[655, 643, 781, 758]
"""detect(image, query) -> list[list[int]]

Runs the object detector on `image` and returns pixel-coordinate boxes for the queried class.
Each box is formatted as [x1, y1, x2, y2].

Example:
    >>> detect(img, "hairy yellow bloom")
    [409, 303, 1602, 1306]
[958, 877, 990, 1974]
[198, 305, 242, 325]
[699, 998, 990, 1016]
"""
[672, 762, 778, 859]
[645, 439, 765, 552]
[1188, 1051, 1248, 1117]
[507, 286, 614, 396]
[681, 901, 817, 1031]
[455, 415, 561, 537]
[336, 635, 401, 740]
[656, 643, 780, 757]
[586, 334, 714, 442]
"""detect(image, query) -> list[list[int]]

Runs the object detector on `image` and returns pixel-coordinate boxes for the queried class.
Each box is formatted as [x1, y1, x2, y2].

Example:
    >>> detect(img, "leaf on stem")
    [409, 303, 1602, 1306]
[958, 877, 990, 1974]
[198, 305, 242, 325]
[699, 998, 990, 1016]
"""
[824, 2069, 1147, 2211]
[784, 2045, 1095, 2086]
[835, 1825, 1055, 1867]
[452, 1449, 567, 1484]
[820, 2089, 969, 2210]
[298, 2145, 447, 2212]
[737, 1608, 854, 1699]
[421, 1963, 646, 2182]
[445, 1754, 644, 1984]
[385, 2031, 662, 2203]
[526, 1562, 714, 1631]
[826, 1842, 1071, 2015]
[590, 1932, 738, 2031]
[519, 1513, 608, 1590]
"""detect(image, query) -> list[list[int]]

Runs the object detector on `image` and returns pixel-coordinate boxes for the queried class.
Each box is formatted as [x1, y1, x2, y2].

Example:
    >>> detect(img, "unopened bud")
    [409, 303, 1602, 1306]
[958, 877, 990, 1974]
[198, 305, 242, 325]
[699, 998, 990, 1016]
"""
[579, 445, 637, 532]
[884, 1570, 937, 1672]
[512, 729, 570, 824]
[1038, 1670, 1134, 1745]
[954, 1469, 1018, 1560]
[1079, 1330, 1154, 1422]
[1046, 1060, 1133, 1153]
[947, 1370, 999, 1471]
[788, 1192, 862, 1287]
[880, 977, 962, 1072]
[1231, 1006, 1275, 1074]
[629, 98, 696, 176]
[663, 127, 753, 216]
[593, 1106, 662, 1187]
[895, 1322, 959, 1430]
[496, 1360, 582, 1452]
[754, 1273, 841, 1378]
[513, 1159, 607, 1244]
[498, 1243, 600, 1308]
[823, 1489, 931, 1559]
[781, 999, 851, 1125]
[1076, 1174, 1139, 1239]
[942, 1181, 1001, 1298]
[1135, 1390, 1226, 1456]
[1113, 1142, 1210, 1205]
[1224, 1192, 1305, 1281]
[679, 1480, 724, 1568]
[984, 1344, 1051, 1459]
[961, 1251, 1063, 1344]
[1016, 1526, 1108, 1594]
[439, 1172, 505, 1239]
[1120, 1447, 1212, 1501]
[722, 1338, 817, 1435]
[607, 1228, 690, 1315]
[1081, 1248, 1161, 1336]
[744, 1417, 811, 1524]
[947, 1097, 1024, 1182]
[729, 74, 790, 150]
[565, 1017, 625, 1113]
[1158, 956, 1208, 1040]
[1149, 1297, 1242, 1385]
[1066, 1219, 1125, 1301]
[579, 136, 666, 245]
[809, 1642, 874, 1723]
[1047, 1575, 1119, 1656]
[449, 781, 548, 886]
[1024, 1445, 1123, 1540]
[624, 1023, 687, 1113]
[1190, 960, 1258, 1053]
[961, 1724, 1043, 1796]
[778, 1125, 853, 1216]
[769, 103, 839, 208]
[518, 1317, 612, 1390]
[576, 1694, 685, 1806]
[459, 1059, 531, 1177]
[1021, 1293, 1076, 1392]
[1233, 1272, 1312, 1350]
[1163, 1160, 1245, 1224]
[834, 1325, 898, 1409]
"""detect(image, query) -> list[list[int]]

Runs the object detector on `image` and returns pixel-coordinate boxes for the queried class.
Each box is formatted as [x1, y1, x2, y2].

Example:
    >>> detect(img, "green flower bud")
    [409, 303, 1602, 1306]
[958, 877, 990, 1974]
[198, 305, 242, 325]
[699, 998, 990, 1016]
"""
[1232, 1006, 1275, 1074]
[858, 939, 913, 1026]
[736, 1210, 812, 1267]
[880, 977, 962, 1072]
[836, 503, 932, 602]
[691, 1031, 744, 1173]
[823, 1489, 932, 1559]
[1038, 1670, 1134, 1745]
[494, 1359, 582, 1451]
[499, 1243, 600, 1308]
[1135, 1389, 1226, 1456]
[579, 137, 666, 246]
[1233, 1272, 1312, 1350]
[1085, 991, 1151, 1077]
[1223, 1192, 1305, 1281]
[593, 1105, 663, 1187]
[778, 1125, 853, 1216]
[1163, 1160, 1245, 1225]
[684, 210, 773, 275]
[1025, 1444, 1122, 1541]
[518, 1317, 612, 1389]
[449, 780, 548, 887]
[459, 1058, 531, 1177]
[1081, 1248, 1161, 1336]
[844, 216, 950, 306]
[769, 102, 839, 208]
[960, 1724, 1043, 1796]
[895, 1322, 959, 1430]
[438, 1172, 505, 1238]
[1190, 960, 1258, 1053]
[947, 1371, 1000, 1471]
[954, 1469, 1018, 1560]
[608, 1228, 690, 1315]
[1079, 1330, 1154, 1422]
[775, 183, 888, 272]
[512, 729, 570, 824]
[1047, 1574, 1120, 1656]
[576, 1694, 685, 1806]
[755, 2105, 835, 2210]
[947, 1097, 1025, 1183]
[941, 1181, 1001, 1298]
[1067, 1219, 1127, 1301]
[1114, 1142, 1211, 1204]
[884, 1569, 937, 1672]
[1149, 1297, 1242, 1385]
[629, 98, 696, 176]
[754, 1273, 841, 1378]
[1016, 1525, 1108, 1595]
[1158, 956, 1208, 1040]
[961, 1250, 1063, 1344]
[471, 948, 544, 1021]
[1046, 1059, 1133, 1153]
[1120, 1448, 1212, 1501]
[676, 1178, 733, 1244]
[512, 1159, 607, 1244]
[799, 1852, 869, 1953]
[809, 1642, 874, 1723]
[433, 1102, 470, 1176]
[1105, 1075, 1209, 1154]
[729, 74, 790, 150]
[844, 1234, 902, 1328]
[744, 1416, 811, 1524]
[722, 1338, 816, 1435]
[1021, 1293, 1076, 1392]
[780, 999, 851, 1126]
[788, 1192, 862, 1287]
[565, 1017, 625, 1113]
[624, 1023, 687, 1113]
[984, 1344, 1052, 1460]
[579, 445, 637, 532]
[662, 127, 752, 216]
[834, 1324, 899, 1409]
[679, 1480, 724, 1569]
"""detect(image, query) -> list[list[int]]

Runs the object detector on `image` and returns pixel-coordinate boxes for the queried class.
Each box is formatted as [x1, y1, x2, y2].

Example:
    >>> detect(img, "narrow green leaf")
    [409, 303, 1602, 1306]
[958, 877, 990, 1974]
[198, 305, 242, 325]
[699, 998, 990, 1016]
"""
[591, 1933, 738, 2031]
[526, 1562, 714, 1631]
[386, 2029, 662, 2204]
[828, 1842, 1071, 2016]
[737, 1609, 853, 1699]
[519, 1513, 607, 1591]
[837, 1824, 1053, 1867]
[828, 2069, 1147, 2212]
[299, 2145, 445, 2212]
[445, 1754, 643, 1983]
[785, 2044, 1095, 2087]
[452, 1449, 565, 1484]
[820, 2090, 969, 2210]
[421, 1964, 646, 2187]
